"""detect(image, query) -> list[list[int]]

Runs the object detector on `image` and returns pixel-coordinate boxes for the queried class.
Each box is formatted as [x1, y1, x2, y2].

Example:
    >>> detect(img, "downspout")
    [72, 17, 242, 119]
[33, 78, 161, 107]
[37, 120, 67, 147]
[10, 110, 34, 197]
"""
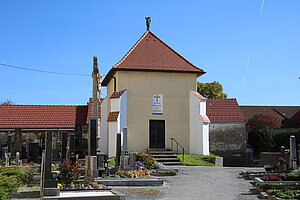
[112, 77, 116, 92]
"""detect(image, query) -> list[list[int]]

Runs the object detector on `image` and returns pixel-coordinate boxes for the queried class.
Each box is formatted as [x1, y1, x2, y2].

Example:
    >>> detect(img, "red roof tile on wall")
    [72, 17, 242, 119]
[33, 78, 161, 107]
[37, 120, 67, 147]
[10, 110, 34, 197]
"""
[107, 112, 119, 122]
[0, 105, 88, 128]
[191, 91, 207, 100]
[206, 99, 245, 123]
[103, 31, 205, 85]
[201, 115, 211, 123]
[110, 89, 126, 99]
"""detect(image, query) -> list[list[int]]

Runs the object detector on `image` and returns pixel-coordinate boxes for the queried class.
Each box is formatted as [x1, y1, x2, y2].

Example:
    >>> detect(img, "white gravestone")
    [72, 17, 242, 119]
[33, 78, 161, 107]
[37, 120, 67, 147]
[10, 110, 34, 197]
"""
[152, 94, 163, 114]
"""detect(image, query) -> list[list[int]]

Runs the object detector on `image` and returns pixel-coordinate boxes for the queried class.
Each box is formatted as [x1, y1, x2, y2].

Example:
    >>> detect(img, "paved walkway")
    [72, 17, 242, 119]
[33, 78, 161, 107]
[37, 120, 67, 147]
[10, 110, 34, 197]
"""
[114, 166, 260, 200]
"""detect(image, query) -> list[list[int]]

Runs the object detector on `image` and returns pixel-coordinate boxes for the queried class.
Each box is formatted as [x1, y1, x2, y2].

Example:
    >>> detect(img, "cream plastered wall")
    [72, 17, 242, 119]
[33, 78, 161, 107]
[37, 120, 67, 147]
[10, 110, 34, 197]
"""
[107, 71, 198, 153]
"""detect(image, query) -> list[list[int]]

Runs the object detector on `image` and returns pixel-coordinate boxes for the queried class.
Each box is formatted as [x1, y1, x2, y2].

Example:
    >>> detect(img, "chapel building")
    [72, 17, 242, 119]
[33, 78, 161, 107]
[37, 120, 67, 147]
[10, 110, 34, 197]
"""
[100, 30, 210, 157]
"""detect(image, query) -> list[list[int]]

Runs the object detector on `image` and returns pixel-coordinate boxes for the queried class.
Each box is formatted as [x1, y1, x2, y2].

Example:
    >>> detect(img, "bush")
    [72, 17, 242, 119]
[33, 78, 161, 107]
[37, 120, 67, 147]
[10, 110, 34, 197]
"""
[270, 189, 300, 199]
[134, 153, 156, 169]
[0, 166, 24, 200]
[19, 167, 35, 185]
[257, 183, 300, 191]
[286, 172, 300, 181]
[117, 168, 150, 178]
[58, 159, 80, 185]
[249, 128, 300, 153]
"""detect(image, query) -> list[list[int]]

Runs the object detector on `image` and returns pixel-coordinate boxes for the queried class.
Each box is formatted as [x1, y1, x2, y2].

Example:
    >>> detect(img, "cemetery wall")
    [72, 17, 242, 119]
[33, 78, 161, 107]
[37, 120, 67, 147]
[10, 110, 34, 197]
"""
[209, 123, 247, 153]
[209, 123, 250, 166]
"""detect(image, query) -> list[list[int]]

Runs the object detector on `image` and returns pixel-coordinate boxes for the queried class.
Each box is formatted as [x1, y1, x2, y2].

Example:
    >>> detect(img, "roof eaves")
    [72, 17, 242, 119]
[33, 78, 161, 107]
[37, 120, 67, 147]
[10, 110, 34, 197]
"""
[114, 68, 205, 74]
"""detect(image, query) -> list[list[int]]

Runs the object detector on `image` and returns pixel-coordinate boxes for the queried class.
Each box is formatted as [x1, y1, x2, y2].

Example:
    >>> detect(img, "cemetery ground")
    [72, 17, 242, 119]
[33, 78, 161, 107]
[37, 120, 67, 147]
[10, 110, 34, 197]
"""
[0, 154, 262, 200]
[113, 166, 260, 200]
[4, 165, 260, 200]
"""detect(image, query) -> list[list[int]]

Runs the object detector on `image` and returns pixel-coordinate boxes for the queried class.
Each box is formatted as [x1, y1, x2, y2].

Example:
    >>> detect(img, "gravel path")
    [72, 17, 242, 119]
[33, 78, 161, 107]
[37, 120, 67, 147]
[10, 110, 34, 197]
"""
[114, 166, 260, 200]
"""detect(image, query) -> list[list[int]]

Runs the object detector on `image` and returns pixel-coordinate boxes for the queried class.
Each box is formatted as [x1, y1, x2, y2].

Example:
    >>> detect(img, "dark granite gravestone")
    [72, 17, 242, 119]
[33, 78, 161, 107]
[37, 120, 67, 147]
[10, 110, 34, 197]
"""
[69, 133, 76, 163]
[290, 135, 297, 169]
[75, 125, 84, 157]
[7, 133, 12, 153]
[28, 143, 41, 163]
[43, 131, 57, 188]
[61, 131, 67, 162]
[14, 129, 22, 158]
[89, 119, 97, 156]
[40, 131, 59, 197]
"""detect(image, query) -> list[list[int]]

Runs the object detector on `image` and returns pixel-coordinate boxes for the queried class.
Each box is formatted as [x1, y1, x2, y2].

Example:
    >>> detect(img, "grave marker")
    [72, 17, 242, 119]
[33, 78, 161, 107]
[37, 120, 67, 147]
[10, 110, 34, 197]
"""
[120, 127, 130, 170]
[40, 131, 59, 197]
[290, 135, 297, 170]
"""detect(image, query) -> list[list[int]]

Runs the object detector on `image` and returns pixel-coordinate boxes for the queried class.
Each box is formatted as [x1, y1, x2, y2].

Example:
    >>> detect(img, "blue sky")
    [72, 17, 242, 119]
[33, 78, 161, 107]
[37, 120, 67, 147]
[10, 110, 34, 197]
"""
[0, 1, 299, 106]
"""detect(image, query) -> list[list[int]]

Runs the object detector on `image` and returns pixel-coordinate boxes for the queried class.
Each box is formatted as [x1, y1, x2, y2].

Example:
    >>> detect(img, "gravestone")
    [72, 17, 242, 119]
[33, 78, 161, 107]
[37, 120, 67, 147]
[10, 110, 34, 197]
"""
[28, 143, 41, 163]
[116, 133, 121, 168]
[290, 135, 297, 170]
[89, 119, 97, 156]
[86, 119, 98, 182]
[16, 152, 20, 165]
[61, 131, 67, 162]
[69, 133, 76, 163]
[279, 146, 287, 171]
[7, 133, 12, 153]
[52, 131, 60, 161]
[2, 146, 8, 162]
[14, 129, 22, 158]
[5, 152, 10, 167]
[120, 127, 130, 170]
[40, 131, 59, 197]
[75, 125, 83, 157]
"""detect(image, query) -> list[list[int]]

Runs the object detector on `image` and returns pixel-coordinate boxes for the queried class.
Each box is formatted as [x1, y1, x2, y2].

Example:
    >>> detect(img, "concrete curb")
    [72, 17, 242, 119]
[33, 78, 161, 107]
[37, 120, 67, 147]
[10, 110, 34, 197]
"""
[95, 178, 163, 186]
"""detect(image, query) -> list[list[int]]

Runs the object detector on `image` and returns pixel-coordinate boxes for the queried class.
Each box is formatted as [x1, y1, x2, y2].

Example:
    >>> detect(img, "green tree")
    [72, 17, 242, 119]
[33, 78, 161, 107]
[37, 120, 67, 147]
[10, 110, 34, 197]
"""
[247, 114, 281, 153]
[197, 81, 228, 98]
[0, 99, 14, 105]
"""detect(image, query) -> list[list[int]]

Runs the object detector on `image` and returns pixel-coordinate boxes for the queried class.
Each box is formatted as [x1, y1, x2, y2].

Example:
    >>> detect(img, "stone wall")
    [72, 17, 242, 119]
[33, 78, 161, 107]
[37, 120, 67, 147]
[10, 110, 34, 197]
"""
[209, 123, 249, 166]
[209, 123, 247, 153]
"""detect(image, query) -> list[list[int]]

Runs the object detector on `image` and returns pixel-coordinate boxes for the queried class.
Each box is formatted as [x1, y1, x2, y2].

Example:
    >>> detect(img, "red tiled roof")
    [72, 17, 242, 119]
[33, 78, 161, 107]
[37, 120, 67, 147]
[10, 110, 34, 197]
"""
[207, 99, 245, 123]
[86, 98, 102, 123]
[103, 31, 205, 85]
[0, 105, 88, 128]
[239, 106, 286, 122]
[290, 111, 300, 125]
[107, 112, 119, 122]
[110, 89, 126, 99]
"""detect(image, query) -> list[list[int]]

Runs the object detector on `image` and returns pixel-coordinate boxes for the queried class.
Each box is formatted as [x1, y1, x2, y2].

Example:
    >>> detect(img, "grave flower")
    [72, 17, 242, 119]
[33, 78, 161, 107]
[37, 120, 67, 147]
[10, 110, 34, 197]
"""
[58, 159, 80, 186]
[135, 161, 145, 168]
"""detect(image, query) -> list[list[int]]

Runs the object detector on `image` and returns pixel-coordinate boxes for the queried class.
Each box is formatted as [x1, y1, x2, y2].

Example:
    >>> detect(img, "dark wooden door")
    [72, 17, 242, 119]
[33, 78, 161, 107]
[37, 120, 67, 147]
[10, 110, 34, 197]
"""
[149, 120, 165, 148]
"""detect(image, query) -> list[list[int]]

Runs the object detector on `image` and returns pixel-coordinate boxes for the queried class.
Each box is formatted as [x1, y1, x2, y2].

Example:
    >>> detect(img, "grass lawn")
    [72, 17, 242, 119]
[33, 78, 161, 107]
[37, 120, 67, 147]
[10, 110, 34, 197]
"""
[177, 154, 216, 166]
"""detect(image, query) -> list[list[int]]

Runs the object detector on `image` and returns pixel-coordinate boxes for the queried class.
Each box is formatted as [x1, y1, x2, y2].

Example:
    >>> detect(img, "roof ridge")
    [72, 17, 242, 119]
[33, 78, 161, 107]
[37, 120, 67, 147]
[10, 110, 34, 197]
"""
[113, 31, 149, 69]
[147, 31, 204, 72]
[208, 98, 236, 100]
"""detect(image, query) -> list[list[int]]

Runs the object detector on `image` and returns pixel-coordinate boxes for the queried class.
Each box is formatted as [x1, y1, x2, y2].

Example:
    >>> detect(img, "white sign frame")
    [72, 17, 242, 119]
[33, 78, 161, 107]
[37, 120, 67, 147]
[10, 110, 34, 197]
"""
[152, 94, 163, 114]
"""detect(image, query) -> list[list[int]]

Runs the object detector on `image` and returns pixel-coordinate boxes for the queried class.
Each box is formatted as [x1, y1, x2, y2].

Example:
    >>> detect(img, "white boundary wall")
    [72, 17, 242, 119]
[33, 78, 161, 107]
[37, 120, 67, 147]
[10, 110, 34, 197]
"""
[189, 91, 209, 155]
